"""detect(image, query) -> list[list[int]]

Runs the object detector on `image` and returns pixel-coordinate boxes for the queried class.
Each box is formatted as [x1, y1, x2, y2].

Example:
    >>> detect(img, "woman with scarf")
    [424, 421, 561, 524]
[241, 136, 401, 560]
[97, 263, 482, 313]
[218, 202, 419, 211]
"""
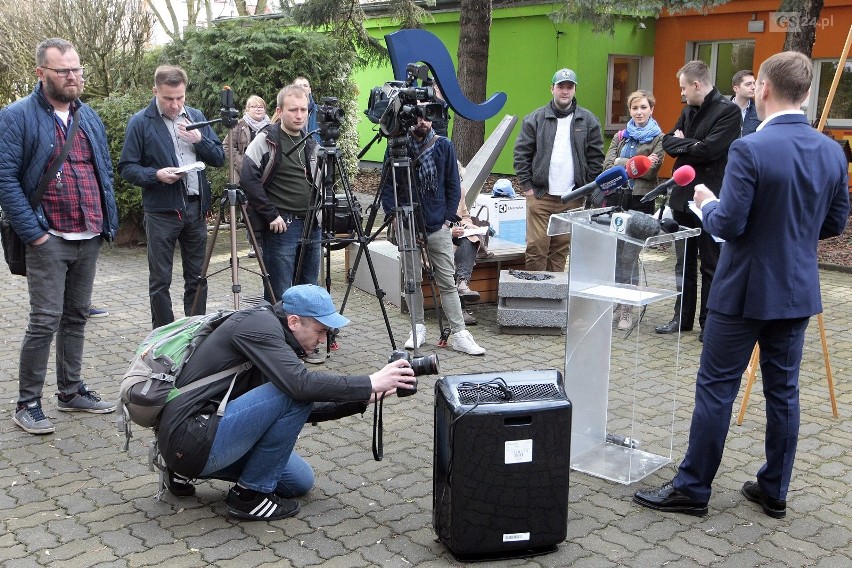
[224, 95, 271, 257]
[603, 90, 664, 330]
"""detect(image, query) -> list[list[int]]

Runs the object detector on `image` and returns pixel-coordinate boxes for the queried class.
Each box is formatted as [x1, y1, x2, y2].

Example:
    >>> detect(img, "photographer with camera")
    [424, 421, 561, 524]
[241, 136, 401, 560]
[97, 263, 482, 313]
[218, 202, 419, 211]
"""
[157, 284, 416, 521]
[241, 85, 320, 307]
[380, 111, 486, 356]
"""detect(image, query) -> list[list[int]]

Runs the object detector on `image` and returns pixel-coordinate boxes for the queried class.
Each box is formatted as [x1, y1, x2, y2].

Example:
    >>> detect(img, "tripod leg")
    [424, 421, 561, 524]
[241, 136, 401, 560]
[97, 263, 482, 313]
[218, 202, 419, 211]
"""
[240, 203, 276, 302]
[191, 203, 225, 315]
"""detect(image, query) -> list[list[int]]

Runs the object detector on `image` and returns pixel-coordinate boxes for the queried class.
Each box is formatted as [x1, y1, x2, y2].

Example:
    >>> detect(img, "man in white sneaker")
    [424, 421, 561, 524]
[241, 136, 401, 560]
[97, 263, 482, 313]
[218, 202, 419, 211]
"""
[380, 112, 486, 356]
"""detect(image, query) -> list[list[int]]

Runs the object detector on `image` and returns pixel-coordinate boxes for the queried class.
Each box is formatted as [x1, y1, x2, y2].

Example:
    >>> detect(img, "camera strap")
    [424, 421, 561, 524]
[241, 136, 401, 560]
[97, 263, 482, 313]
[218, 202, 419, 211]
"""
[371, 393, 386, 461]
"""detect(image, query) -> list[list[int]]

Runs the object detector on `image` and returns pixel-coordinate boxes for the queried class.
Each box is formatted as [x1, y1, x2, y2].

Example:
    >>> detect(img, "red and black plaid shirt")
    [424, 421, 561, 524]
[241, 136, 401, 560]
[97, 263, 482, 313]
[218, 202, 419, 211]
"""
[40, 117, 104, 234]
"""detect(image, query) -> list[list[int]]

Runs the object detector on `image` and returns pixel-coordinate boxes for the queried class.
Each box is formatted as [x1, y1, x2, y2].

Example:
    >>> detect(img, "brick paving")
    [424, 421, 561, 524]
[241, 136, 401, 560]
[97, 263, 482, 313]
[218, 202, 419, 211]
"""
[1, 228, 851, 568]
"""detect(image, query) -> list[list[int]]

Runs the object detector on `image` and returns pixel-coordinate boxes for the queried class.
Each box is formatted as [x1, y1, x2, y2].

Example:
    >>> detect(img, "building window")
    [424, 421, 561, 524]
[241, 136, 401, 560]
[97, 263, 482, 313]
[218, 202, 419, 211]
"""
[606, 56, 654, 131]
[809, 60, 852, 127]
[693, 41, 754, 95]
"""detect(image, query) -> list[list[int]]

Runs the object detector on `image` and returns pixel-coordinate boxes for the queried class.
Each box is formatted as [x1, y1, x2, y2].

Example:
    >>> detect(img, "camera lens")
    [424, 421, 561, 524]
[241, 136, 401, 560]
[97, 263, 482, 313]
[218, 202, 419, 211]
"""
[409, 353, 439, 377]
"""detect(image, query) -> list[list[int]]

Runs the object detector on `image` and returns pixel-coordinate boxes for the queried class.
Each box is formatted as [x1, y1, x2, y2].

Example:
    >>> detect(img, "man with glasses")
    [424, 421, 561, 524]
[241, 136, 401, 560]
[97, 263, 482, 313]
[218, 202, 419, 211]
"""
[156, 284, 417, 521]
[0, 38, 119, 434]
[119, 65, 225, 329]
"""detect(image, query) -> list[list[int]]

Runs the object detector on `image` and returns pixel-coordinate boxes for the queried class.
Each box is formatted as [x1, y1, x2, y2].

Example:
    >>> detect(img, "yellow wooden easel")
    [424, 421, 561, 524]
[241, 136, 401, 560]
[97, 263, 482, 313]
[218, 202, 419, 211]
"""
[736, 313, 839, 425]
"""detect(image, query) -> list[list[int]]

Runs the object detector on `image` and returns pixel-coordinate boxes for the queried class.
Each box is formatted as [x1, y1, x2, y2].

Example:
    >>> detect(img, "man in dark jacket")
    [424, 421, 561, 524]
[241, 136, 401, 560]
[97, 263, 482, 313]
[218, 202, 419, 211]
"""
[0, 38, 119, 434]
[157, 285, 416, 521]
[513, 68, 604, 272]
[655, 60, 740, 339]
[380, 114, 486, 356]
[731, 69, 761, 138]
[119, 65, 224, 329]
[242, 84, 320, 306]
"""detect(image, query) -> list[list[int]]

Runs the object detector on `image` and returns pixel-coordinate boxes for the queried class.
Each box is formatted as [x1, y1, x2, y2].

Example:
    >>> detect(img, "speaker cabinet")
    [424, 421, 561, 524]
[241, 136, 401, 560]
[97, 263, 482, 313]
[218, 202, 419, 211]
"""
[433, 370, 571, 561]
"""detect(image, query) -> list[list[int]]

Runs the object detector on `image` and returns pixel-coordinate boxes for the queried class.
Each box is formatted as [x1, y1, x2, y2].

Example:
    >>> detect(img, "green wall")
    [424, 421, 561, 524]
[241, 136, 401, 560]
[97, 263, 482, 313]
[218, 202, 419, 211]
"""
[352, 5, 656, 174]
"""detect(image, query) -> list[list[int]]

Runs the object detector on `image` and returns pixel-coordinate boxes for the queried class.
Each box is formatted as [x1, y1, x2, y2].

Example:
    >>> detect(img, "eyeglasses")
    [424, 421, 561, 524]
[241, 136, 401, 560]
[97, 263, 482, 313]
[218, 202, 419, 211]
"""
[42, 66, 85, 78]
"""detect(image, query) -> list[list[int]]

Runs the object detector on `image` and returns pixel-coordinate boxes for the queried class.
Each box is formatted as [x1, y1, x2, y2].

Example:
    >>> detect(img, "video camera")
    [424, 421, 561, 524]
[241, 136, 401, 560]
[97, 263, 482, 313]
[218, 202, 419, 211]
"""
[316, 97, 344, 147]
[365, 63, 448, 140]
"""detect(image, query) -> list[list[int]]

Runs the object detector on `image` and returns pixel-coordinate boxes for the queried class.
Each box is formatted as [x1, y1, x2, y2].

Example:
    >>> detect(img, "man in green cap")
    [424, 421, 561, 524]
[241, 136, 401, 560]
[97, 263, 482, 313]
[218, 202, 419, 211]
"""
[514, 68, 604, 272]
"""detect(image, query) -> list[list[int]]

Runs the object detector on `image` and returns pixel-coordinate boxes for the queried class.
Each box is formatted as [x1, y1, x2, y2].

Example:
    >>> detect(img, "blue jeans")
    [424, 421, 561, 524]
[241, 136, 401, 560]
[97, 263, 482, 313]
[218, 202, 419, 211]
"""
[200, 383, 314, 495]
[143, 206, 208, 329]
[261, 218, 321, 303]
[19, 236, 101, 403]
[454, 238, 477, 282]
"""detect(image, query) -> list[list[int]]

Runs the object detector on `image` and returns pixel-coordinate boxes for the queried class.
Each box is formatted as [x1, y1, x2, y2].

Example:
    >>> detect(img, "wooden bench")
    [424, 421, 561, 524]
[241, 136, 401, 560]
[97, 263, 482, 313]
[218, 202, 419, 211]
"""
[421, 237, 525, 308]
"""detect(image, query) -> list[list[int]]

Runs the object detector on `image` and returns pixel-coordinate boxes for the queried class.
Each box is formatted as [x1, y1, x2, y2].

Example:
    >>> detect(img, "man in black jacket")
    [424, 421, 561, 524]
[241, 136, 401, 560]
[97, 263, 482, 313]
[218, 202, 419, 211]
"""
[156, 285, 416, 521]
[655, 61, 740, 340]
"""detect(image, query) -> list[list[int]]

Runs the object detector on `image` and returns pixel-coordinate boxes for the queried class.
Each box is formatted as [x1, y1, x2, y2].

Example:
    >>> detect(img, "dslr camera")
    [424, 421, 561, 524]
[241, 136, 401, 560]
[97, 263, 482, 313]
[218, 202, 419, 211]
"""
[388, 349, 440, 397]
[365, 63, 448, 140]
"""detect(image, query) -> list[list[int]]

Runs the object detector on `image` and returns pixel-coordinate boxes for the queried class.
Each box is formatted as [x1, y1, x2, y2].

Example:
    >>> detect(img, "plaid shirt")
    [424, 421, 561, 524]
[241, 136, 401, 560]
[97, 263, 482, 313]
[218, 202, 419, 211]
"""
[41, 117, 104, 234]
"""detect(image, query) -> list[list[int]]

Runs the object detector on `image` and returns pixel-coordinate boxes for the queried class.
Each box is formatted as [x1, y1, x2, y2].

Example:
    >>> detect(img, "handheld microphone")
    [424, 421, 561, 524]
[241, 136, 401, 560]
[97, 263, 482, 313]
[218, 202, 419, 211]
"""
[625, 155, 652, 179]
[560, 166, 628, 204]
[639, 165, 696, 204]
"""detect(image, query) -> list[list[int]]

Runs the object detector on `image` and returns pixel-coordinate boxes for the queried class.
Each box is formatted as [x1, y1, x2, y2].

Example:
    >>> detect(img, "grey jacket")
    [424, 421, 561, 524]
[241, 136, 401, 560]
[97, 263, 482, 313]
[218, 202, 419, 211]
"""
[513, 102, 604, 198]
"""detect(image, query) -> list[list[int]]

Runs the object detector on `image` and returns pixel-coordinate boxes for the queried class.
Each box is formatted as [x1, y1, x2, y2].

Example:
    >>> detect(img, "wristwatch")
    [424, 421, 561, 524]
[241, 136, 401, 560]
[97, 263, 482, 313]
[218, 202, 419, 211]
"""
[444, 220, 452, 228]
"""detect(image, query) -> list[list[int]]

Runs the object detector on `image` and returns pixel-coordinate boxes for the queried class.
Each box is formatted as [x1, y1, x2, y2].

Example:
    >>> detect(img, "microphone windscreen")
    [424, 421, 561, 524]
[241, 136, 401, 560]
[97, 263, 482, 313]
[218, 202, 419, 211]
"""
[625, 155, 652, 179]
[672, 165, 696, 186]
[625, 212, 662, 241]
[660, 218, 680, 234]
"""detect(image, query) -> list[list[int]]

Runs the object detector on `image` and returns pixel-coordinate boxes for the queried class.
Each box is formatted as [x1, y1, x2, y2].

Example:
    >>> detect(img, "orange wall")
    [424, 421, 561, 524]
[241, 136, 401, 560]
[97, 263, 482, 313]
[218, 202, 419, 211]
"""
[652, 0, 852, 176]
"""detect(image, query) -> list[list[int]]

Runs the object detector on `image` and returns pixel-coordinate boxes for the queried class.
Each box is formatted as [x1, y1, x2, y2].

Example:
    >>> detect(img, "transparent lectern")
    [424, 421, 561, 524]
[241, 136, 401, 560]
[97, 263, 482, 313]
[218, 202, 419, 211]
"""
[548, 208, 700, 484]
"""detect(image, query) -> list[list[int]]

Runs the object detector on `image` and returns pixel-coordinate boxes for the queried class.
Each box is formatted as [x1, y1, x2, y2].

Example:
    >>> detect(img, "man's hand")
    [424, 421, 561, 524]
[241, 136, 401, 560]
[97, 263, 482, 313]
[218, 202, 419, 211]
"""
[694, 183, 715, 207]
[32, 234, 50, 246]
[156, 168, 186, 184]
[269, 216, 287, 233]
[369, 360, 416, 395]
[177, 122, 203, 145]
[451, 225, 465, 238]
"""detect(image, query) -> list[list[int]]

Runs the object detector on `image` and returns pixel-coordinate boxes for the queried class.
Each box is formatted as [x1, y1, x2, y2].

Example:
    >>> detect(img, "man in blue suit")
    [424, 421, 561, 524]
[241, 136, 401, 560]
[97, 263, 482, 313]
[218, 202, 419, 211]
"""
[634, 51, 849, 519]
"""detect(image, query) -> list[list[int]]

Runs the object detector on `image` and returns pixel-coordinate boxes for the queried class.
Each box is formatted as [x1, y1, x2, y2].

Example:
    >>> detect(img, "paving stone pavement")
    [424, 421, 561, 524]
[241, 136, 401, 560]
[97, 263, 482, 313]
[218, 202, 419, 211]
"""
[1, 232, 851, 568]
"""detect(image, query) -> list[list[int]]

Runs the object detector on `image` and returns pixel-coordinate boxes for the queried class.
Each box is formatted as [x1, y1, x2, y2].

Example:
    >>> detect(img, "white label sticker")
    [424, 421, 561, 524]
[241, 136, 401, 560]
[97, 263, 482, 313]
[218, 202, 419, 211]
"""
[503, 532, 531, 542]
[505, 439, 533, 464]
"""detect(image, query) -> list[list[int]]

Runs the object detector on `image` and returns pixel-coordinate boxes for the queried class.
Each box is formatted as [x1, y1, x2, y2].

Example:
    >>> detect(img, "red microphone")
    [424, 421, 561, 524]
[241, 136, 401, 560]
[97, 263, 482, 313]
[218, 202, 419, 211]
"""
[625, 155, 652, 179]
[639, 165, 696, 203]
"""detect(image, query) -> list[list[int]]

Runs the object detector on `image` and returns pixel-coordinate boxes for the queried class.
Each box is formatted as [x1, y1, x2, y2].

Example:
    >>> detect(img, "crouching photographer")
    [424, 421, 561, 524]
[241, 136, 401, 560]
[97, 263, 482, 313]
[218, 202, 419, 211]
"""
[156, 284, 416, 521]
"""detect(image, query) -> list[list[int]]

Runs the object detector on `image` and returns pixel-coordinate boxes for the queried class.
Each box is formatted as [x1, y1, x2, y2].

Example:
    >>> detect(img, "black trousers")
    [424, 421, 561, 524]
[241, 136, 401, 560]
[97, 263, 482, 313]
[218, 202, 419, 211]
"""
[672, 207, 720, 330]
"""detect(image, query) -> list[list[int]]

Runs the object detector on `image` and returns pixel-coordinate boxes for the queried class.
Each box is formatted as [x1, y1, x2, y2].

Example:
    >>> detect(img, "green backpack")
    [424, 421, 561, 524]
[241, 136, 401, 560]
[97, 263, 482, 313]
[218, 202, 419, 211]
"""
[118, 310, 250, 448]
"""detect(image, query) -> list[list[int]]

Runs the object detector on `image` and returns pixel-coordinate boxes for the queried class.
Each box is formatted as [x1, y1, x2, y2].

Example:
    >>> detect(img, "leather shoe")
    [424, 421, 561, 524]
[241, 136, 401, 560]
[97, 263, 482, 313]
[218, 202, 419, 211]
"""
[698, 328, 705, 342]
[655, 319, 693, 334]
[741, 481, 786, 518]
[633, 481, 708, 516]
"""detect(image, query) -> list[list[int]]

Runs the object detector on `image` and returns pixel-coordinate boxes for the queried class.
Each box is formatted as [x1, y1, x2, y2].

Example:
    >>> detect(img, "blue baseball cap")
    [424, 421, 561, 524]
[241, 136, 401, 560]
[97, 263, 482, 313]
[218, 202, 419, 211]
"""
[282, 285, 350, 329]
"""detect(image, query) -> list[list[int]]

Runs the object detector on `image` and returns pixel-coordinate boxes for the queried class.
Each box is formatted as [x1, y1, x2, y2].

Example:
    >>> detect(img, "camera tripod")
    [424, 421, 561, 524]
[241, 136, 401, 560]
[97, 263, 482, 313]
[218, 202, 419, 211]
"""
[355, 138, 449, 356]
[191, 88, 274, 313]
[294, 138, 397, 350]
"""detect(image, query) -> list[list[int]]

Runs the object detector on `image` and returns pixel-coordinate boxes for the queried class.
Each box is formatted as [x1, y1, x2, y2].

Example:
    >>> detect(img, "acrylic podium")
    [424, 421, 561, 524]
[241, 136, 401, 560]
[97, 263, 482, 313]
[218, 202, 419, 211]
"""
[548, 208, 700, 484]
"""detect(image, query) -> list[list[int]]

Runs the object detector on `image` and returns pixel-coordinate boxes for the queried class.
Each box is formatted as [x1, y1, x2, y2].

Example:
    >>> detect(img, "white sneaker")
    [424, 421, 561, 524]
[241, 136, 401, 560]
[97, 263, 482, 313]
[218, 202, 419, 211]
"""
[404, 324, 426, 350]
[618, 306, 633, 331]
[450, 330, 486, 356]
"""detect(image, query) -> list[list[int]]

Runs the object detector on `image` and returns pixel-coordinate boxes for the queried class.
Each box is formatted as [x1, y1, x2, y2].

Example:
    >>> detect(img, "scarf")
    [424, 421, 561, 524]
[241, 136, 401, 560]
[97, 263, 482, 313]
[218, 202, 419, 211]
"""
[408, 130, 438, 197]
[243, 113, 271, 133]
[624, 116, 662, 144]
[550, 98, 578, 119]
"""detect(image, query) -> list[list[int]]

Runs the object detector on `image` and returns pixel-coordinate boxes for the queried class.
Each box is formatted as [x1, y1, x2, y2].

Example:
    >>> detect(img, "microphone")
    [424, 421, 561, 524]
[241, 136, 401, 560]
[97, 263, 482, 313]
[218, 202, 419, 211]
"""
[625, 211, 681, 241]
[639, 165, 696, 204]
[560, 166, 628, 204]
[625, 155, 652, 179]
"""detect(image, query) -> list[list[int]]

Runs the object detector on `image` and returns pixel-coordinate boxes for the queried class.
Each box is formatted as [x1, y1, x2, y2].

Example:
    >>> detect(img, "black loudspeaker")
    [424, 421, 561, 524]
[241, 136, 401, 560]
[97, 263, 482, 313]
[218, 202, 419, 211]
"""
[433, 370, 571, 562]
